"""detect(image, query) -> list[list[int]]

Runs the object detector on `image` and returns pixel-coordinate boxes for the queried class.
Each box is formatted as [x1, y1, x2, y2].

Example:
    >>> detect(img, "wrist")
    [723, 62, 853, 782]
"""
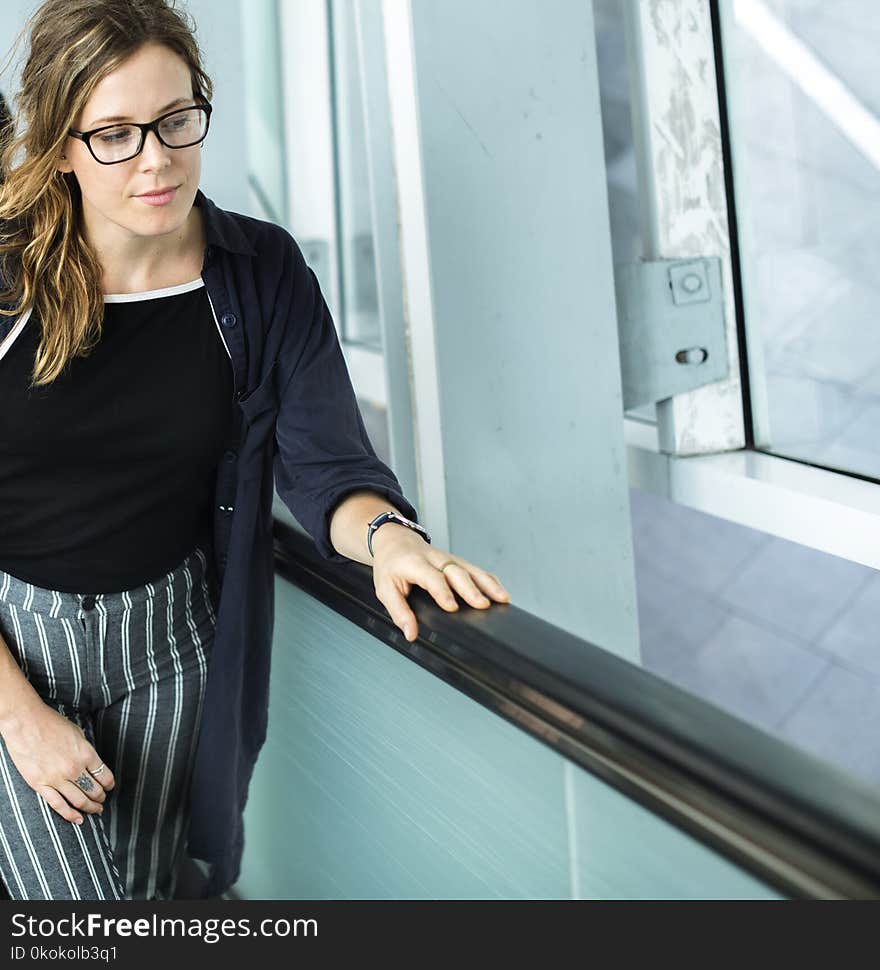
[0, 684, 43, 739]
[370, 521, 427, 559]
[366, 511, 430, 559]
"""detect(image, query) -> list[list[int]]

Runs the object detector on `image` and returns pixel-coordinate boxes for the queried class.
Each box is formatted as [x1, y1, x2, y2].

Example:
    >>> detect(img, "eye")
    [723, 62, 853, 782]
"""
[97, 126, 136, 145]
[159, 109, 198, 134]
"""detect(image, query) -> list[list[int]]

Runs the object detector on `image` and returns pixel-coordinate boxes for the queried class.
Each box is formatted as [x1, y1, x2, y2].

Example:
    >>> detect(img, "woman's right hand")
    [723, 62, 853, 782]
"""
[0, 694, 115, 824]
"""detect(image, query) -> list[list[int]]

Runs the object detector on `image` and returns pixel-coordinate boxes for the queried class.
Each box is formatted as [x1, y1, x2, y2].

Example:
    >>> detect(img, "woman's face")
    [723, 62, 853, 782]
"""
[57, 41, 203, 247]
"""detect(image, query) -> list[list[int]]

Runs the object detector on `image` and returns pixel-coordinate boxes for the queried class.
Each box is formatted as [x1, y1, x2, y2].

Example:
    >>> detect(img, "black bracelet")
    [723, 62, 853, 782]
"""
[367, 511, 431, 557]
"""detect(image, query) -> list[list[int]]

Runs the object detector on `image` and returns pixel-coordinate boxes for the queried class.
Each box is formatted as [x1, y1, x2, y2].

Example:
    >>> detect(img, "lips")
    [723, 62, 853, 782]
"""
[137, 185, 177, 197]
[135, 185, 179, 206]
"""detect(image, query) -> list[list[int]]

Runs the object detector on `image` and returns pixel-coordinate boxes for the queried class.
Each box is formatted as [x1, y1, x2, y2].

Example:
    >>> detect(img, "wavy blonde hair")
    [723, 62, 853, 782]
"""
[0, 0, 212, 387]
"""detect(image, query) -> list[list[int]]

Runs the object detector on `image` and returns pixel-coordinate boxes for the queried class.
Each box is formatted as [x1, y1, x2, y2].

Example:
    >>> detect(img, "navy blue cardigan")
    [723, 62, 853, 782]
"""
[0, 190, 418, 897]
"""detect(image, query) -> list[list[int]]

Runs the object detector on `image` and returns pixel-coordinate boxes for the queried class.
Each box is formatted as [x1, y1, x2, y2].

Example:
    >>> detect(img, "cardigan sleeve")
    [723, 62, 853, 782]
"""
[272, 245, 418, 562]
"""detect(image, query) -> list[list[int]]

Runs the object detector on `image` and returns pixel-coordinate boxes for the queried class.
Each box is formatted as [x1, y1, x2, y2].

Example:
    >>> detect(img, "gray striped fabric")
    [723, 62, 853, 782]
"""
[0, 545, 218, 900]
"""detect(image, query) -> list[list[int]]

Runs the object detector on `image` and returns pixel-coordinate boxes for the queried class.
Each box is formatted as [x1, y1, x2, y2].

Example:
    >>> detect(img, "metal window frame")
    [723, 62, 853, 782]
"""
[626, 418, 880, 570]
[623, 0, 880, 567]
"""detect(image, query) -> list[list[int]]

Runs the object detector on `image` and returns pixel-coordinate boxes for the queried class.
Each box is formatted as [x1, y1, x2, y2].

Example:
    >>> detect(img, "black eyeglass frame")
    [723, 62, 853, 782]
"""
[67, 102, 213, 165]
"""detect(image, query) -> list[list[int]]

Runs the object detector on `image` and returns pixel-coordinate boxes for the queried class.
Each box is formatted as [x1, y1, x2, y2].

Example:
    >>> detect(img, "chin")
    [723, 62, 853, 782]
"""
[129, 200, 188, 229]
[113, 216, 177, 243]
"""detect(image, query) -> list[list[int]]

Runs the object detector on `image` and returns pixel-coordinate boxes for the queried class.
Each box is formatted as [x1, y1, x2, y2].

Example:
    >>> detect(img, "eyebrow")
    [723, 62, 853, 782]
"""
[86, 97, 193, 128]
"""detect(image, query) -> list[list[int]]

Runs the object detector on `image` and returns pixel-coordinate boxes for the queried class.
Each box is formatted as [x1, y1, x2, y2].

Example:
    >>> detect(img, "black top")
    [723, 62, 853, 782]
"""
[0, 278, 233, 592]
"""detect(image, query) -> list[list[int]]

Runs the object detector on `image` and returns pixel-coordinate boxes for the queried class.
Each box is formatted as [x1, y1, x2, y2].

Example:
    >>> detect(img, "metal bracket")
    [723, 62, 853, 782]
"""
[614, 257, 729, 411]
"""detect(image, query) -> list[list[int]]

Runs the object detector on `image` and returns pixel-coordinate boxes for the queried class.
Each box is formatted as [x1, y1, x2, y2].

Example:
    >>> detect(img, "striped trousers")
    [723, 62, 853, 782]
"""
[0, 544, 218, 900]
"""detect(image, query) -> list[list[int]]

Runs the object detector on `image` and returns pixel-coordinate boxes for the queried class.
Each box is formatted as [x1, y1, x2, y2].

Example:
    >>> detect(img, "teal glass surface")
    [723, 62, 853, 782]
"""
[235, 579, 782, 900]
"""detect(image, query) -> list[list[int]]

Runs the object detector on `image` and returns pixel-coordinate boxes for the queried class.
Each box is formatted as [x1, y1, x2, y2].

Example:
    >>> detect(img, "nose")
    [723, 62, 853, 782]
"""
[138, 128, 171, 170]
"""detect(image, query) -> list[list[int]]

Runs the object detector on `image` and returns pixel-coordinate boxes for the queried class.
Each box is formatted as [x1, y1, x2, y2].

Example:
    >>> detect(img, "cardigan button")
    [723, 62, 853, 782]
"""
[220, 312, 237, 328]
[223, 450, 237, 463]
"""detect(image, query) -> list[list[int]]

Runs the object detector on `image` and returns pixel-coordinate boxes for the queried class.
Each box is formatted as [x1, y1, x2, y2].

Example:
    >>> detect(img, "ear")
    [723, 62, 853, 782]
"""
[56, 143, 73, 174]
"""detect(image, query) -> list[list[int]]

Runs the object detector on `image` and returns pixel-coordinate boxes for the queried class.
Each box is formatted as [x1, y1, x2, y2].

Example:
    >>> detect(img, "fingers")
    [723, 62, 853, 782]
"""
[72, 769, 106, 802]
[377, 579, 419, 643]
[465, 568, 510, 603]
[434, 558, 510, 606]
[408, 560, 504, 614]
[440, 563, 492, 608]
[75, 728, 115, 792]
[375, 554, 510, 643]
[58, 778, 105, 815]
[415, 569, 459, 613]
[39, 786, 84, 825]
[86, 762, 115, 793]
[37, 768, 107, 826]
[60, 741, 110, 813]
[474, 569, 509, 602]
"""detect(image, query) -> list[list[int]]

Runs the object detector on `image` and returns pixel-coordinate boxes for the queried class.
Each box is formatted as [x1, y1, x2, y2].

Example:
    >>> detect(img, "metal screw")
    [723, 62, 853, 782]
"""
[681, 273, 702, 294]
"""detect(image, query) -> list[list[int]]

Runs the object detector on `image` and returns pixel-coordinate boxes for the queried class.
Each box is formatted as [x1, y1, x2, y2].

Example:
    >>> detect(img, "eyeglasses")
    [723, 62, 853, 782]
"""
[68, 103, 212, 165]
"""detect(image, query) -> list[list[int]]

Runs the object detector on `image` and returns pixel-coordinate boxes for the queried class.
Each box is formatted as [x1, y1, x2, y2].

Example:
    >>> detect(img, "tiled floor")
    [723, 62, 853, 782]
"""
[631, 487, 880, 790]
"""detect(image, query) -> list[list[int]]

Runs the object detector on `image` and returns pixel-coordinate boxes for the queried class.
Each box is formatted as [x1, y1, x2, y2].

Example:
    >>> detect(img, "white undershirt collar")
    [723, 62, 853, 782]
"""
[103, 277, 205, 303]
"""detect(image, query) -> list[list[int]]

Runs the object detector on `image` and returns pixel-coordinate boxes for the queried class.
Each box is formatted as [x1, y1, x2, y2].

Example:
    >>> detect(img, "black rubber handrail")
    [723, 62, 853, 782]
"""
[273, 518, 880, 899]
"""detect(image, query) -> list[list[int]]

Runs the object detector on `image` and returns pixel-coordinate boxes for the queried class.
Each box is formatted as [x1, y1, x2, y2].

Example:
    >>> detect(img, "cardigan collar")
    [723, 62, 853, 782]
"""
[194, 188, 257, 257]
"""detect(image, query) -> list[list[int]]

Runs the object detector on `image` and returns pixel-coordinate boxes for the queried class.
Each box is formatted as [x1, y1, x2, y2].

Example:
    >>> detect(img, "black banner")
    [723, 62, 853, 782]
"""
[0, 897, 863, 966]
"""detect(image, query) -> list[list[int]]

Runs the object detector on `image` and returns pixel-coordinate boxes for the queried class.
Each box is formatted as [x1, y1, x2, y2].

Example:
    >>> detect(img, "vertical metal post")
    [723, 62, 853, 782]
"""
[353, 0, 420, 505]
[241, 0, 289, 223]
[278, 0, 342, 315]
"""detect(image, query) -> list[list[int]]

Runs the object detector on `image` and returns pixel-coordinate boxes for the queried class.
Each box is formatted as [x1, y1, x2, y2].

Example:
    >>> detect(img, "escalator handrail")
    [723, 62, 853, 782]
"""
[274, 518, 880, 899]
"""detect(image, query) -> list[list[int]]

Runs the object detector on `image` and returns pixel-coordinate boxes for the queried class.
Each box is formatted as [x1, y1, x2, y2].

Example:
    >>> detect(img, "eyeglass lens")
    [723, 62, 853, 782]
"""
[90, 106, 209, 163]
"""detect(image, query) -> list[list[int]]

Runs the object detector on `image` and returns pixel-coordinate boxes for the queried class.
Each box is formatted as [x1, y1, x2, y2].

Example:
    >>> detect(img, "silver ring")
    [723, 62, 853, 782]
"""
[89, 764, 106, 777]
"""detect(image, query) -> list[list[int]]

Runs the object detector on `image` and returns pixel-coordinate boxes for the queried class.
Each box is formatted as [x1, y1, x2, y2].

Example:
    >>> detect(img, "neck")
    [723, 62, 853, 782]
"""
[88, 204, 206, 295]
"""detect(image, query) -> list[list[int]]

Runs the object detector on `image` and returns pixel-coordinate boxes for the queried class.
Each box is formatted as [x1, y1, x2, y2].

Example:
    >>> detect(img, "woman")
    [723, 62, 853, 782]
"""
[0, 0, 508, 901]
